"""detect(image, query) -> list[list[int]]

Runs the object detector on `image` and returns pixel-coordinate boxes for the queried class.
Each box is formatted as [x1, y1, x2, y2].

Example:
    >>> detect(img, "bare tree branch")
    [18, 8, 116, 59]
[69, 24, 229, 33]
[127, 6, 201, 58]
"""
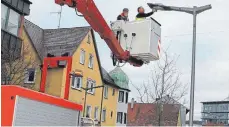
[133, 48, 188, 105]
[1, 36, 38, 89]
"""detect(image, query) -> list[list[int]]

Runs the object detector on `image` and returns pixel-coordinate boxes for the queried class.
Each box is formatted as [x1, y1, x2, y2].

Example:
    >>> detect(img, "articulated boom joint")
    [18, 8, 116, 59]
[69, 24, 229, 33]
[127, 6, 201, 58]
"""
[55, 0, 76, 7]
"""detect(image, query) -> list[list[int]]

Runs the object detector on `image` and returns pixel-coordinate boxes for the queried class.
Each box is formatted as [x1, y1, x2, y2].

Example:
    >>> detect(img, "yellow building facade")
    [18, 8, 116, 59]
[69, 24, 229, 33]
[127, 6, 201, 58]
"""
[23, 19, 121, 126]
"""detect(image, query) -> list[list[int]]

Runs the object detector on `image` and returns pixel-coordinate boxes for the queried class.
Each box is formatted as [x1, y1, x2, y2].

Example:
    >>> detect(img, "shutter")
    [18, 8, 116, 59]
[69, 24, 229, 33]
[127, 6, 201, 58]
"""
[71, 76, 75, 87]
[120, 112, 123, 124]
[13, 96, 80, 126]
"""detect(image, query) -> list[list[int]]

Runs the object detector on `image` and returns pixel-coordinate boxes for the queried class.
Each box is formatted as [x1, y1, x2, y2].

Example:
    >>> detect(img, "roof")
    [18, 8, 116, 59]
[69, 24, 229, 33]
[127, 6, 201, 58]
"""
[153, 95, 180, 104]
[24, 0, 32, 4]
[127, 103, 181, 126]
[24, 19, 121, 89]
[24, 19, 90, 59]
[153, 95, 189, 113]
[201, 101, 229, 104]
[101, 67, 119, 88]
[109, 67, 130, 91]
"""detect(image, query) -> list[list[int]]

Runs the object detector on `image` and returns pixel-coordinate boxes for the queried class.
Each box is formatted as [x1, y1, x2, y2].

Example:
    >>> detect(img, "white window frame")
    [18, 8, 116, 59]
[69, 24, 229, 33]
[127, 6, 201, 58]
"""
[71, 75, 82, 90]
[117, 112, 123, 124]
[102, 109, 106, 122]
[1, 3, 20, 36]
[88, 54, 94, 69]
[118, 91, 124, 103]
[87, 79, 95, 94]
[94, 107, 99, 120]
[104, 86, 108, 99]
[80, 49, 85, 64]
[24, 68, 36, 84]
[86, 105, 92, 118]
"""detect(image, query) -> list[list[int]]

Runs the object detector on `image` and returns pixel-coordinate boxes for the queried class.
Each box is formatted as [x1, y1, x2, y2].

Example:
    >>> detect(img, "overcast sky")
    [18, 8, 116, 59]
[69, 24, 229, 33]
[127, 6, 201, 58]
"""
[28, 0, 229, 120]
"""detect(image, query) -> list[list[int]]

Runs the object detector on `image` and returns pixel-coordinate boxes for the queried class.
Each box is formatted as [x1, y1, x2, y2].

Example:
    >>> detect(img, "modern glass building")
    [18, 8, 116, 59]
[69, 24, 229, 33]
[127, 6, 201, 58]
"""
[201, 101, 229, 126]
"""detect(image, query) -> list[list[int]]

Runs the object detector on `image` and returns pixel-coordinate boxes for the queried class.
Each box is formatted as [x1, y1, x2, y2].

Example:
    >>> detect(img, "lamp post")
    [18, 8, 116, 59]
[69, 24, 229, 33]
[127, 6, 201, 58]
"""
[147, 3, 212, 126]
[81, 85, 104, 117]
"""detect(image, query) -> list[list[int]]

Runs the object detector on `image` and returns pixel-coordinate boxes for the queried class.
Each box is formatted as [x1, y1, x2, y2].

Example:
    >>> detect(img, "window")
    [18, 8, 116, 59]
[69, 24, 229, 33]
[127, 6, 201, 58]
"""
[1, 4, 8, 29]
[209, 106, 212, 111]
[80, 49, 85, 64]
[104, 86, 108, 99]
[102, 109, 106, 122]
[86, 105, 92, 118]
[112, 89, 115, 96]
[205, 106, 208, 110]
[117, 112, 123, 123]
[111, 111, 113, 118]
[1, 4, 20, 36]
[94, 107, 99, 120]
[24, 68, 36, 83]
[118, 91, 124, 102]
[71, 76, 82, 89]
[124, 113, 127, 124]
[7, 9, 20, 35]
[88, 54, 93, 69]
[87, 79, 95, 94]
[87, 35, 91, 44]
[126, 92, 128, 103]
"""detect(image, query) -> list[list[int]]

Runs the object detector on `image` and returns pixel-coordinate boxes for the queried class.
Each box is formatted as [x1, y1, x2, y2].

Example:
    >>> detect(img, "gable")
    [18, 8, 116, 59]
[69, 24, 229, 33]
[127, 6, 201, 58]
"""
[24, 19, 44, 59]
[24, 19, 90, 59]
[22, 27, 42, 64]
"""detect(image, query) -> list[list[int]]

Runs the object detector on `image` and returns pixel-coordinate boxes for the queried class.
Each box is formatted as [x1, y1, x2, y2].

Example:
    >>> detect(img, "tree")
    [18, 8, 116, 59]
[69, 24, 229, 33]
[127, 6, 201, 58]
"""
[132, 49, 188, 126]
[1, 40, 39, 89]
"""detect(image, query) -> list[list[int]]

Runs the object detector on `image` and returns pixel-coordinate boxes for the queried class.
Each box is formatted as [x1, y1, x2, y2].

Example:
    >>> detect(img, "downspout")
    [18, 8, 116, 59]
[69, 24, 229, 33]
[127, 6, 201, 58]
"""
[83, 89, 88, 117]
[99, 83, 105, 124]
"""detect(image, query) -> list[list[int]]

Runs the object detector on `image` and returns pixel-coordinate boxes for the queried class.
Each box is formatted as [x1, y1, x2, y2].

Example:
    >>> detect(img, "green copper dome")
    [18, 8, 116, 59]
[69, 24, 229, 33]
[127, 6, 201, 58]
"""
[109, 67, 129, 90]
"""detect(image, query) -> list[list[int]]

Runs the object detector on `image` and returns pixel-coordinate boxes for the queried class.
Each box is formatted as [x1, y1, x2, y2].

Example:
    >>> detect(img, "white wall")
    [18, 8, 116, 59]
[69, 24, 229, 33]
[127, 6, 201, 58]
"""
[116, 90, 129, 126]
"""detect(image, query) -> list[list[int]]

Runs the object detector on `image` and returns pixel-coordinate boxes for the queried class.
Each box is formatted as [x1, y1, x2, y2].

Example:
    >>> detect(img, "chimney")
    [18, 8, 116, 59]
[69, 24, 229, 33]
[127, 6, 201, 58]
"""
[131, 98, 134, 109]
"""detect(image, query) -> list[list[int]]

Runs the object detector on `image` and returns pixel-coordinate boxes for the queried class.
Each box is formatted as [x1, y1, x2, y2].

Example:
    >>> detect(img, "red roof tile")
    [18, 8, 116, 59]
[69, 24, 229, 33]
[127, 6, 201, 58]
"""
[127, 103, 180, 126]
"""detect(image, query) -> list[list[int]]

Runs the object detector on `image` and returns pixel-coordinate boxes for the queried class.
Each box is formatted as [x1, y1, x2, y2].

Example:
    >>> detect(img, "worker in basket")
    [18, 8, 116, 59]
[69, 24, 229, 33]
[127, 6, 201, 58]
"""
[112, 8, 129, 66]
[117, 8, 129, 21]
[116, 8, 129, 40]
[136, 6, 157, 20]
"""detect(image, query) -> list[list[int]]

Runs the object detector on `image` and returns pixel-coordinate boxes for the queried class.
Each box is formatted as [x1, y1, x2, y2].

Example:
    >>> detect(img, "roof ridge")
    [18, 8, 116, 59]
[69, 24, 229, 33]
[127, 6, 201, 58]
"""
[44, 26, 91, 30]
[25, 18, 92, 30]
[24, 18, 43, 30]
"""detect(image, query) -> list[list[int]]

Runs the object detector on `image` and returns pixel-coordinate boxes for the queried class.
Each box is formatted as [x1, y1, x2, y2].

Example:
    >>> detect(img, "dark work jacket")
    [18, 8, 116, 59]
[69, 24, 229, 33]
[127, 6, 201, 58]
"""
[117, 13, 129, 21]
[116, 13, 129, 40]
[136, 11, 154, 19]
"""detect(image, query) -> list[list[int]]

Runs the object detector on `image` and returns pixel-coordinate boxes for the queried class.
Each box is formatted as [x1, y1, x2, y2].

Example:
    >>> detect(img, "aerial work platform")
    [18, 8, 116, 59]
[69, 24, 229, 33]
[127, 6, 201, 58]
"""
[111, 18, 161, 64]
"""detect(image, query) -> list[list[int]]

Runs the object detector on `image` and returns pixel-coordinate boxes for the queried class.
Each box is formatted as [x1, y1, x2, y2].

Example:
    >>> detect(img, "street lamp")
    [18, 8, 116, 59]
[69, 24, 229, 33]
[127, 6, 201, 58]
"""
[81, 85, 104, 117]
[148, 3, 212, 126]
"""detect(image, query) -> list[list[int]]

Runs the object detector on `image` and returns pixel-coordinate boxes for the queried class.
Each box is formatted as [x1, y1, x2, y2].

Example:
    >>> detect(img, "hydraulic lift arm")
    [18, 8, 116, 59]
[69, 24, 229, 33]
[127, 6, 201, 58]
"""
[55, 0, 143, 67]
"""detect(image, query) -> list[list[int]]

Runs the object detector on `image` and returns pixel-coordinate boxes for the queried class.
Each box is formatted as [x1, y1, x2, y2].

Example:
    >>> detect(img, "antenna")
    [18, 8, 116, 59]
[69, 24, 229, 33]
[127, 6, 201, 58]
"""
[50, 6, 63, 28]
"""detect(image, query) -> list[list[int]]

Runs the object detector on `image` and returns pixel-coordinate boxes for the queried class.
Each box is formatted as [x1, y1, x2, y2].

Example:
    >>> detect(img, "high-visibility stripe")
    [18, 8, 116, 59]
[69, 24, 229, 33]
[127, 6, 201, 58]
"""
[157, 40, 161, 58]
[135, 17, 145, 20]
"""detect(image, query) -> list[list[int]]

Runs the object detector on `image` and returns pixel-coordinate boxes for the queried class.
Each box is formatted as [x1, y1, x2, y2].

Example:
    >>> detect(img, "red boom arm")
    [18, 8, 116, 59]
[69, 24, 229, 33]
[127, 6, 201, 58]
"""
[55, 0, 143, 66]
